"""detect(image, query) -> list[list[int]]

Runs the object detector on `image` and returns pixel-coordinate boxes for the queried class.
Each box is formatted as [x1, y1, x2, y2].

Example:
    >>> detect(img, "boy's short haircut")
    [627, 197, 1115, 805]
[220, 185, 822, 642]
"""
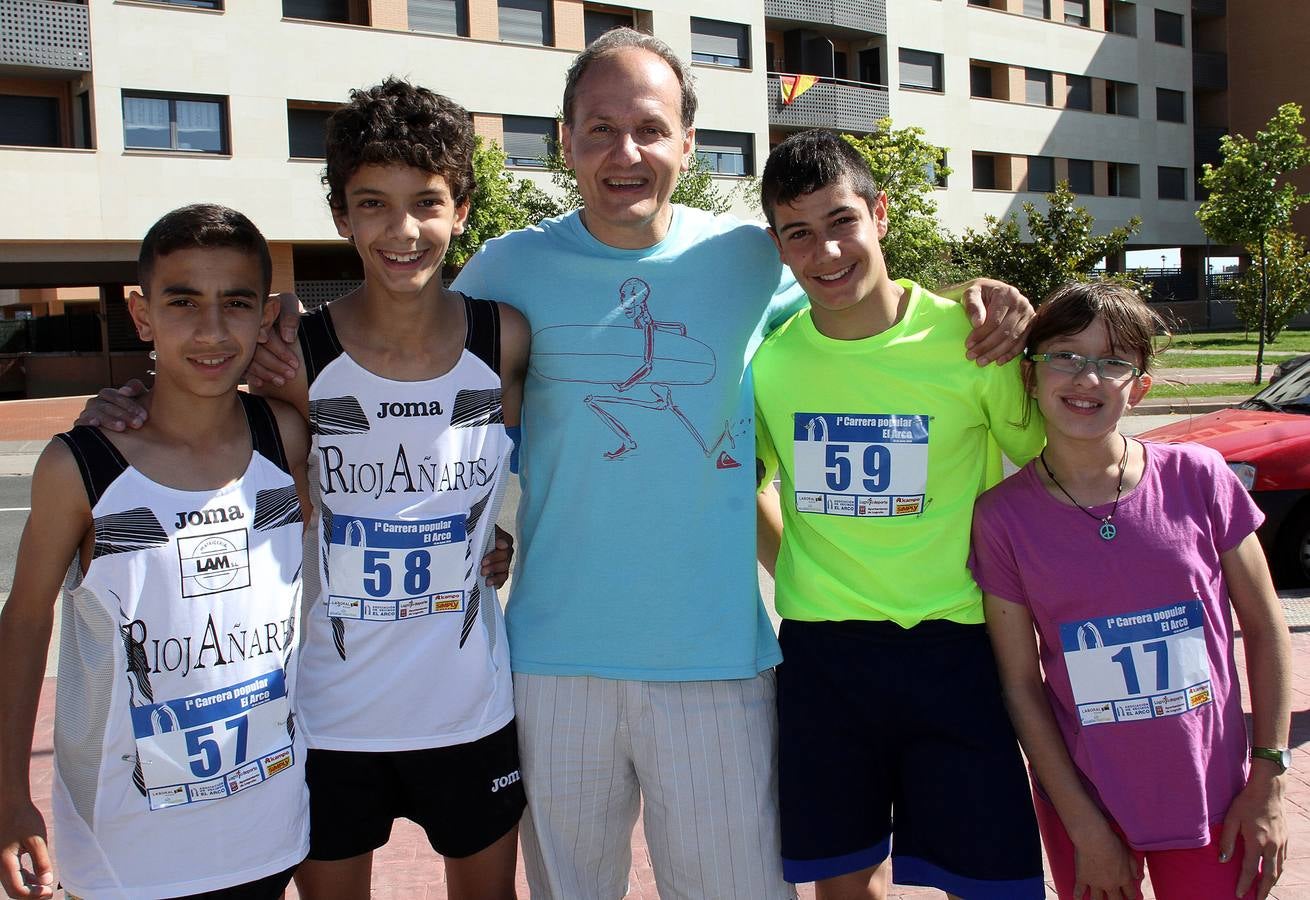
[760, 129, 881, 228]
[138, 203, 273, 296]
[562, 27, 697, 131]
[323, 77, 476, 211]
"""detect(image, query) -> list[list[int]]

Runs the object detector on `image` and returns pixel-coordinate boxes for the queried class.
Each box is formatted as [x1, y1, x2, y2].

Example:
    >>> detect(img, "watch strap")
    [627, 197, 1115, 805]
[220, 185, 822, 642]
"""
[1251, 746, 1290, 773]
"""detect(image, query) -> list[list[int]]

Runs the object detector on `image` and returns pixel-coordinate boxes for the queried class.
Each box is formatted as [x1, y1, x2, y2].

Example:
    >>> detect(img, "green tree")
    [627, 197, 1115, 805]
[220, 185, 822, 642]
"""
[954, 182, 1142, 304]
[1233, 228, 1310, 342]
[1197, 102, 1310, 377]
[448, 137, 562, 267]
[544, 145, 732, 214]
[842, 119, 961, 287]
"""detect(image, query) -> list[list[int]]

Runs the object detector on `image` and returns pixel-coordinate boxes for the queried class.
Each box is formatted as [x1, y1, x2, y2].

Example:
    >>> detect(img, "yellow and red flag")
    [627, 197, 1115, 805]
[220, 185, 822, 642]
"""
[779, 74, 819, 105]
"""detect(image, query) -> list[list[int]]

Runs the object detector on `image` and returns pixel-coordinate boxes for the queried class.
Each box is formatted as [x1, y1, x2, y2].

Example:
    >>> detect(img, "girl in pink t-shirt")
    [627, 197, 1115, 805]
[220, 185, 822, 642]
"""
[969, 282, 1291, 900]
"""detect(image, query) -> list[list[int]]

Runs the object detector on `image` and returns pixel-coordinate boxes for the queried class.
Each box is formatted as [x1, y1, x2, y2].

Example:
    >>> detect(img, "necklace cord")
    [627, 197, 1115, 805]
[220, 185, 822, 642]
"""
[1040, 435, 1130, 526]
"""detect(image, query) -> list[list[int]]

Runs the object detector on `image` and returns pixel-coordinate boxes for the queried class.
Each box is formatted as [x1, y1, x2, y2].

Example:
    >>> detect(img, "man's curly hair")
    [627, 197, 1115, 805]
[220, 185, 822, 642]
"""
[323, 78, 475, 211]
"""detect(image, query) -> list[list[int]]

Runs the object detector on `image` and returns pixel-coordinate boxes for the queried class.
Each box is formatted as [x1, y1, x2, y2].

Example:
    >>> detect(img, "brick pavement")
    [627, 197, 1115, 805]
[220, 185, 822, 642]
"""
[19, 625, 1310, 899]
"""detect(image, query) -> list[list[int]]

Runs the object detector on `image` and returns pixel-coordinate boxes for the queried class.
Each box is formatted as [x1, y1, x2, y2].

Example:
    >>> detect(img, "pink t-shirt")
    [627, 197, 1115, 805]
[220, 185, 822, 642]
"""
[969, 440, 1263, 851]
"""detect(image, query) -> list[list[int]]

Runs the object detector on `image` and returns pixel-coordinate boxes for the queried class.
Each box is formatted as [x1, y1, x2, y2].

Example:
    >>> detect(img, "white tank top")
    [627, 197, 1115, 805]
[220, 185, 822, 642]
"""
[51, 394, 308, 899]
[296, 297, 514, 751]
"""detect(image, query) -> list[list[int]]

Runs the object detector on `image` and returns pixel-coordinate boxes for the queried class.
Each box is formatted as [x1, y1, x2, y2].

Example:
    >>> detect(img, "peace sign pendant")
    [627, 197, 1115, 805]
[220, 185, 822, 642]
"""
[1100, 520, 1117, 541]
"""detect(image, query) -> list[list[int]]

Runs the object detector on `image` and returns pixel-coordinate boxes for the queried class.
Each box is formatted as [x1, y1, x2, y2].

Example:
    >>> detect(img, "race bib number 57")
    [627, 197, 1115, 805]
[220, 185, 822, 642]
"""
[1060, 600, 1213, 727]
[792, 413, 928, 517]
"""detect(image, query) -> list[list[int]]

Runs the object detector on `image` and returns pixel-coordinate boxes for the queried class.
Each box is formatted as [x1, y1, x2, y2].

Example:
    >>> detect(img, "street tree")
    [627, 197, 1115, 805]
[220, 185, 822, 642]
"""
[954, 182, 1141, 304]
[1197, 102, 1310, 379]
[842, 120, 960, 287]
[1233, 228, 1310, 342]
[448, 137, 562, 267]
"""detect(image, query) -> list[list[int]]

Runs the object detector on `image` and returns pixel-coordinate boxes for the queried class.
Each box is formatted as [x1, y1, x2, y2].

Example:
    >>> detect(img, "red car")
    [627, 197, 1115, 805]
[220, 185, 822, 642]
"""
[1139, 359, 1310, 588]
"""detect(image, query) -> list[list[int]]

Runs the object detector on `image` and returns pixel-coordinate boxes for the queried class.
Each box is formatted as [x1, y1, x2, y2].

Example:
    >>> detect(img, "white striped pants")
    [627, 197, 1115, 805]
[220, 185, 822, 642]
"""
[513, 671, 794, 900]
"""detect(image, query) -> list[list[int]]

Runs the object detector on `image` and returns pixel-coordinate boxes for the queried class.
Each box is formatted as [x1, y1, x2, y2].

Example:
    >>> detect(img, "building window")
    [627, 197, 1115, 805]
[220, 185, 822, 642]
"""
[1065, 74, 1091, 110]
[156, 0, 224, 8]
[288, 103, 333, 159]
[1023, 0, 1049, 19]
[1025, 68, 1052, 106]
[695, 130, 752, 176]
[1158, 165, 1187, 200]
[122, 92, 228, 154]
[973, 153, 996, 190]
[924, 151, 948, 187]
[1157, 88, 1185, 123]
[499, 0, 552, 45]
[1107, 1, 1136, 35]
[1068, 158, 1094, 194]
[502, 115, 554, 167]
[1063, 0, 1087, 25]
[899, 49, 943, 93]
[1108, 162, 1140, 197]
[584, 8, 632, 45]
[409, 0, 468, 35]
[690, 18, 749, 68]
[1154, 9, 1184, 46]
[1027, 155, 1055, 192]
[282, 0, 350, 22]
[970, 64, 993, 99]
[0, 95, 61, 147]
[1106, 80, 1138, 116]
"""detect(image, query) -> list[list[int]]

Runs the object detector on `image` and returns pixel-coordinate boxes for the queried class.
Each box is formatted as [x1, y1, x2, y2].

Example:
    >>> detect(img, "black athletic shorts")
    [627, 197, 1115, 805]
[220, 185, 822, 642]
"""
[777, 619, 1044, 898]
[163, 864, 299, 900]
[304, 719, 525, 861]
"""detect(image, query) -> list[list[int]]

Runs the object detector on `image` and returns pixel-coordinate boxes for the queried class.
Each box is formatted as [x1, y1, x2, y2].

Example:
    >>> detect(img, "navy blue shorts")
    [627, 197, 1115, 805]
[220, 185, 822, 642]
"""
[305, 719, 525, 860]
[165, 864, 298, 899]
[777, 619, 1044, 898]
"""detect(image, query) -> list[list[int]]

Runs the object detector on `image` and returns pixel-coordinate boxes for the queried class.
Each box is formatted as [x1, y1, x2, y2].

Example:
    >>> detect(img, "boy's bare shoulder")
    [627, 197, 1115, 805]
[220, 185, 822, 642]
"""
[31, 435, 93, 518]
[263, 394, 310, 464]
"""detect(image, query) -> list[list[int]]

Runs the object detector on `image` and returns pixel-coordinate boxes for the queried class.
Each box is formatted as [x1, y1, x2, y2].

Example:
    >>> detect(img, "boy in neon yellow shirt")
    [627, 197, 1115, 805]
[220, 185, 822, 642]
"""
[754, 129, 1046, 899]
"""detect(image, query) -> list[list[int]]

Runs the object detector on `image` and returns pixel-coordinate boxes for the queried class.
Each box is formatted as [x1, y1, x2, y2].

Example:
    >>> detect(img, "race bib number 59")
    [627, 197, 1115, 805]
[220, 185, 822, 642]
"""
[792, 413, 928, 517]
[1060, 600, 1213, 727]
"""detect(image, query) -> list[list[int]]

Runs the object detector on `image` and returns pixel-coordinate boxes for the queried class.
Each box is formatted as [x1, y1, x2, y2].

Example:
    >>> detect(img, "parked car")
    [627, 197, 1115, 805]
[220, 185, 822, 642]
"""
[1139, 361, 1310, 588]
[1270, 352, 1310, 384]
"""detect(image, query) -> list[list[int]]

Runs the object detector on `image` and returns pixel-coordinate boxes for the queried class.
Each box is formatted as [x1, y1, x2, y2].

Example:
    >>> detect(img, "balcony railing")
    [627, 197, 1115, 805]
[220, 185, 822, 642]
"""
[0, 0, 91, 72]
[767, 73, 889, 134]
[763, 0, 886, 35]
[1192, 50, 1228, 92]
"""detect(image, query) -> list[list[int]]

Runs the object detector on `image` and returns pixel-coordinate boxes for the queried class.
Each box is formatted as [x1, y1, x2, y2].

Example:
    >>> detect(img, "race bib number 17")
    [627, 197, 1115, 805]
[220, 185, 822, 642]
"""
[792, 413, 928, 517]
[1060, 600, 1213, 727]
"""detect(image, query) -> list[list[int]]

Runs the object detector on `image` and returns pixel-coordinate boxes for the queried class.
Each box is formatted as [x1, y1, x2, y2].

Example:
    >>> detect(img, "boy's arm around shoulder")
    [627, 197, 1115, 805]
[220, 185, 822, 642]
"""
[979, 357, 1045, 466]
[1218, 534, 1291, 898]
[497, 303, 529, 429]
[0, 441, 92, 899]
[250, 331, 311, 424]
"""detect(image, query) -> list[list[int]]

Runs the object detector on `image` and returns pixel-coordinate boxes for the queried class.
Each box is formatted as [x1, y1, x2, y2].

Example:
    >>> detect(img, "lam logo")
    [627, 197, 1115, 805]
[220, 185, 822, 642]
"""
[178, 528, 251, 597]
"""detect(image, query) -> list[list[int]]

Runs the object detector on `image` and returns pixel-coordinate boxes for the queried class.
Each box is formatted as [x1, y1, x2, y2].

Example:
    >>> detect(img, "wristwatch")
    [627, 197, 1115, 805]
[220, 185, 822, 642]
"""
[1251, 747, 1292, 774]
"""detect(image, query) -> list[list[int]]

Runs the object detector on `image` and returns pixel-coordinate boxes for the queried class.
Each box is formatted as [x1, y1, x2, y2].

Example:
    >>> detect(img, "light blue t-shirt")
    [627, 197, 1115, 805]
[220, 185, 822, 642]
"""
[453, 207, 803, 680]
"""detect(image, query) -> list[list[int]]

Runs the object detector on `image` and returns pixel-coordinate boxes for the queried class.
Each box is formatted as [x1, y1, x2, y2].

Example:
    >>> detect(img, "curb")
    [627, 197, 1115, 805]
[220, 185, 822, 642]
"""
[1128, 395, 1248, 416]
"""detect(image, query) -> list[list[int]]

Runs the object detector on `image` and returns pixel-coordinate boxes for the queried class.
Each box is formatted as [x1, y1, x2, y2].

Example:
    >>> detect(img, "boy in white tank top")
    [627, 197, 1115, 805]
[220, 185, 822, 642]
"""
[0, 205, 311, 899]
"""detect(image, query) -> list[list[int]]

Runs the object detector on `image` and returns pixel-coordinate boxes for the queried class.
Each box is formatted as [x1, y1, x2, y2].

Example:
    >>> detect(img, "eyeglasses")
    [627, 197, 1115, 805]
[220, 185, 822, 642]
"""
[1027, 351, 1142, 382]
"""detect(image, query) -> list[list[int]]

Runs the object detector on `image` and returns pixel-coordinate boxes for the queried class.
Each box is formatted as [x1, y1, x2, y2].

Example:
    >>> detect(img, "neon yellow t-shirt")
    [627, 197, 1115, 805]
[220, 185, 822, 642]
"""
[755, 280, 1045, 627]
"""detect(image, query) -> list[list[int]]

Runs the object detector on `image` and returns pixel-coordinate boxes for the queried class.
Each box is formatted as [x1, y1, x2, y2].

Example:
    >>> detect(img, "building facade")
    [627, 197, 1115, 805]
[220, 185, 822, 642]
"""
[0, 0, 1258, 397]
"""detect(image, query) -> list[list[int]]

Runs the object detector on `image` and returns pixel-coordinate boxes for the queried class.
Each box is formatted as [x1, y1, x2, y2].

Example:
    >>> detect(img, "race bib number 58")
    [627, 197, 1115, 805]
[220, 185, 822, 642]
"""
[327, 513, 467, 622]
[792, 413, 928, 517]
[1060, 600, 1213, 727]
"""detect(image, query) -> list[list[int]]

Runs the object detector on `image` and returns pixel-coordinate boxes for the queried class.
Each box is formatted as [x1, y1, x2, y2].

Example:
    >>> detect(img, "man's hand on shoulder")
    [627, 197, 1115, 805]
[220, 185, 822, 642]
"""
[941, 278, 1034, 366]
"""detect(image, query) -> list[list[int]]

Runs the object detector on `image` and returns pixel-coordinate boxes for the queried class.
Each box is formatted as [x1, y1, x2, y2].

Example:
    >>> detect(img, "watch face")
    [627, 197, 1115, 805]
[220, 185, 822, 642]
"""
[1281, 749, 1293, 771]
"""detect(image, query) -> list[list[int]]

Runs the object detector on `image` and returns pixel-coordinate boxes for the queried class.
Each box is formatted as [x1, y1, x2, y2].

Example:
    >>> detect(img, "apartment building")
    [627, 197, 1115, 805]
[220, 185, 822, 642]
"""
[0, 0, 1230, 397]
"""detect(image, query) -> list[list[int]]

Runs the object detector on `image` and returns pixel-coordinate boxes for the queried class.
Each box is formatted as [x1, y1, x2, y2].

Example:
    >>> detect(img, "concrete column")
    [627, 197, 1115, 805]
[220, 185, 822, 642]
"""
[1003, 155, 1027, 191]
[1051, 72, 1067, 109]
[553, 0, 584, 50]
[1180, 245, 1207, 302]
[1002, 0, 1024, 13]
[1050, 0, 1064, 22]
[270, 243, 295, 294]
[1089, 0, 1105, 31]
[369, 0, 407, 30]
[473, 113, 505, 150]
[1091, 77, 1107, 114]
[1054, 157, 1069, 186]
[1005, 65, 1025, 103]
[1093, 159, 1109, 196]
[469, 0, 498, 41]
